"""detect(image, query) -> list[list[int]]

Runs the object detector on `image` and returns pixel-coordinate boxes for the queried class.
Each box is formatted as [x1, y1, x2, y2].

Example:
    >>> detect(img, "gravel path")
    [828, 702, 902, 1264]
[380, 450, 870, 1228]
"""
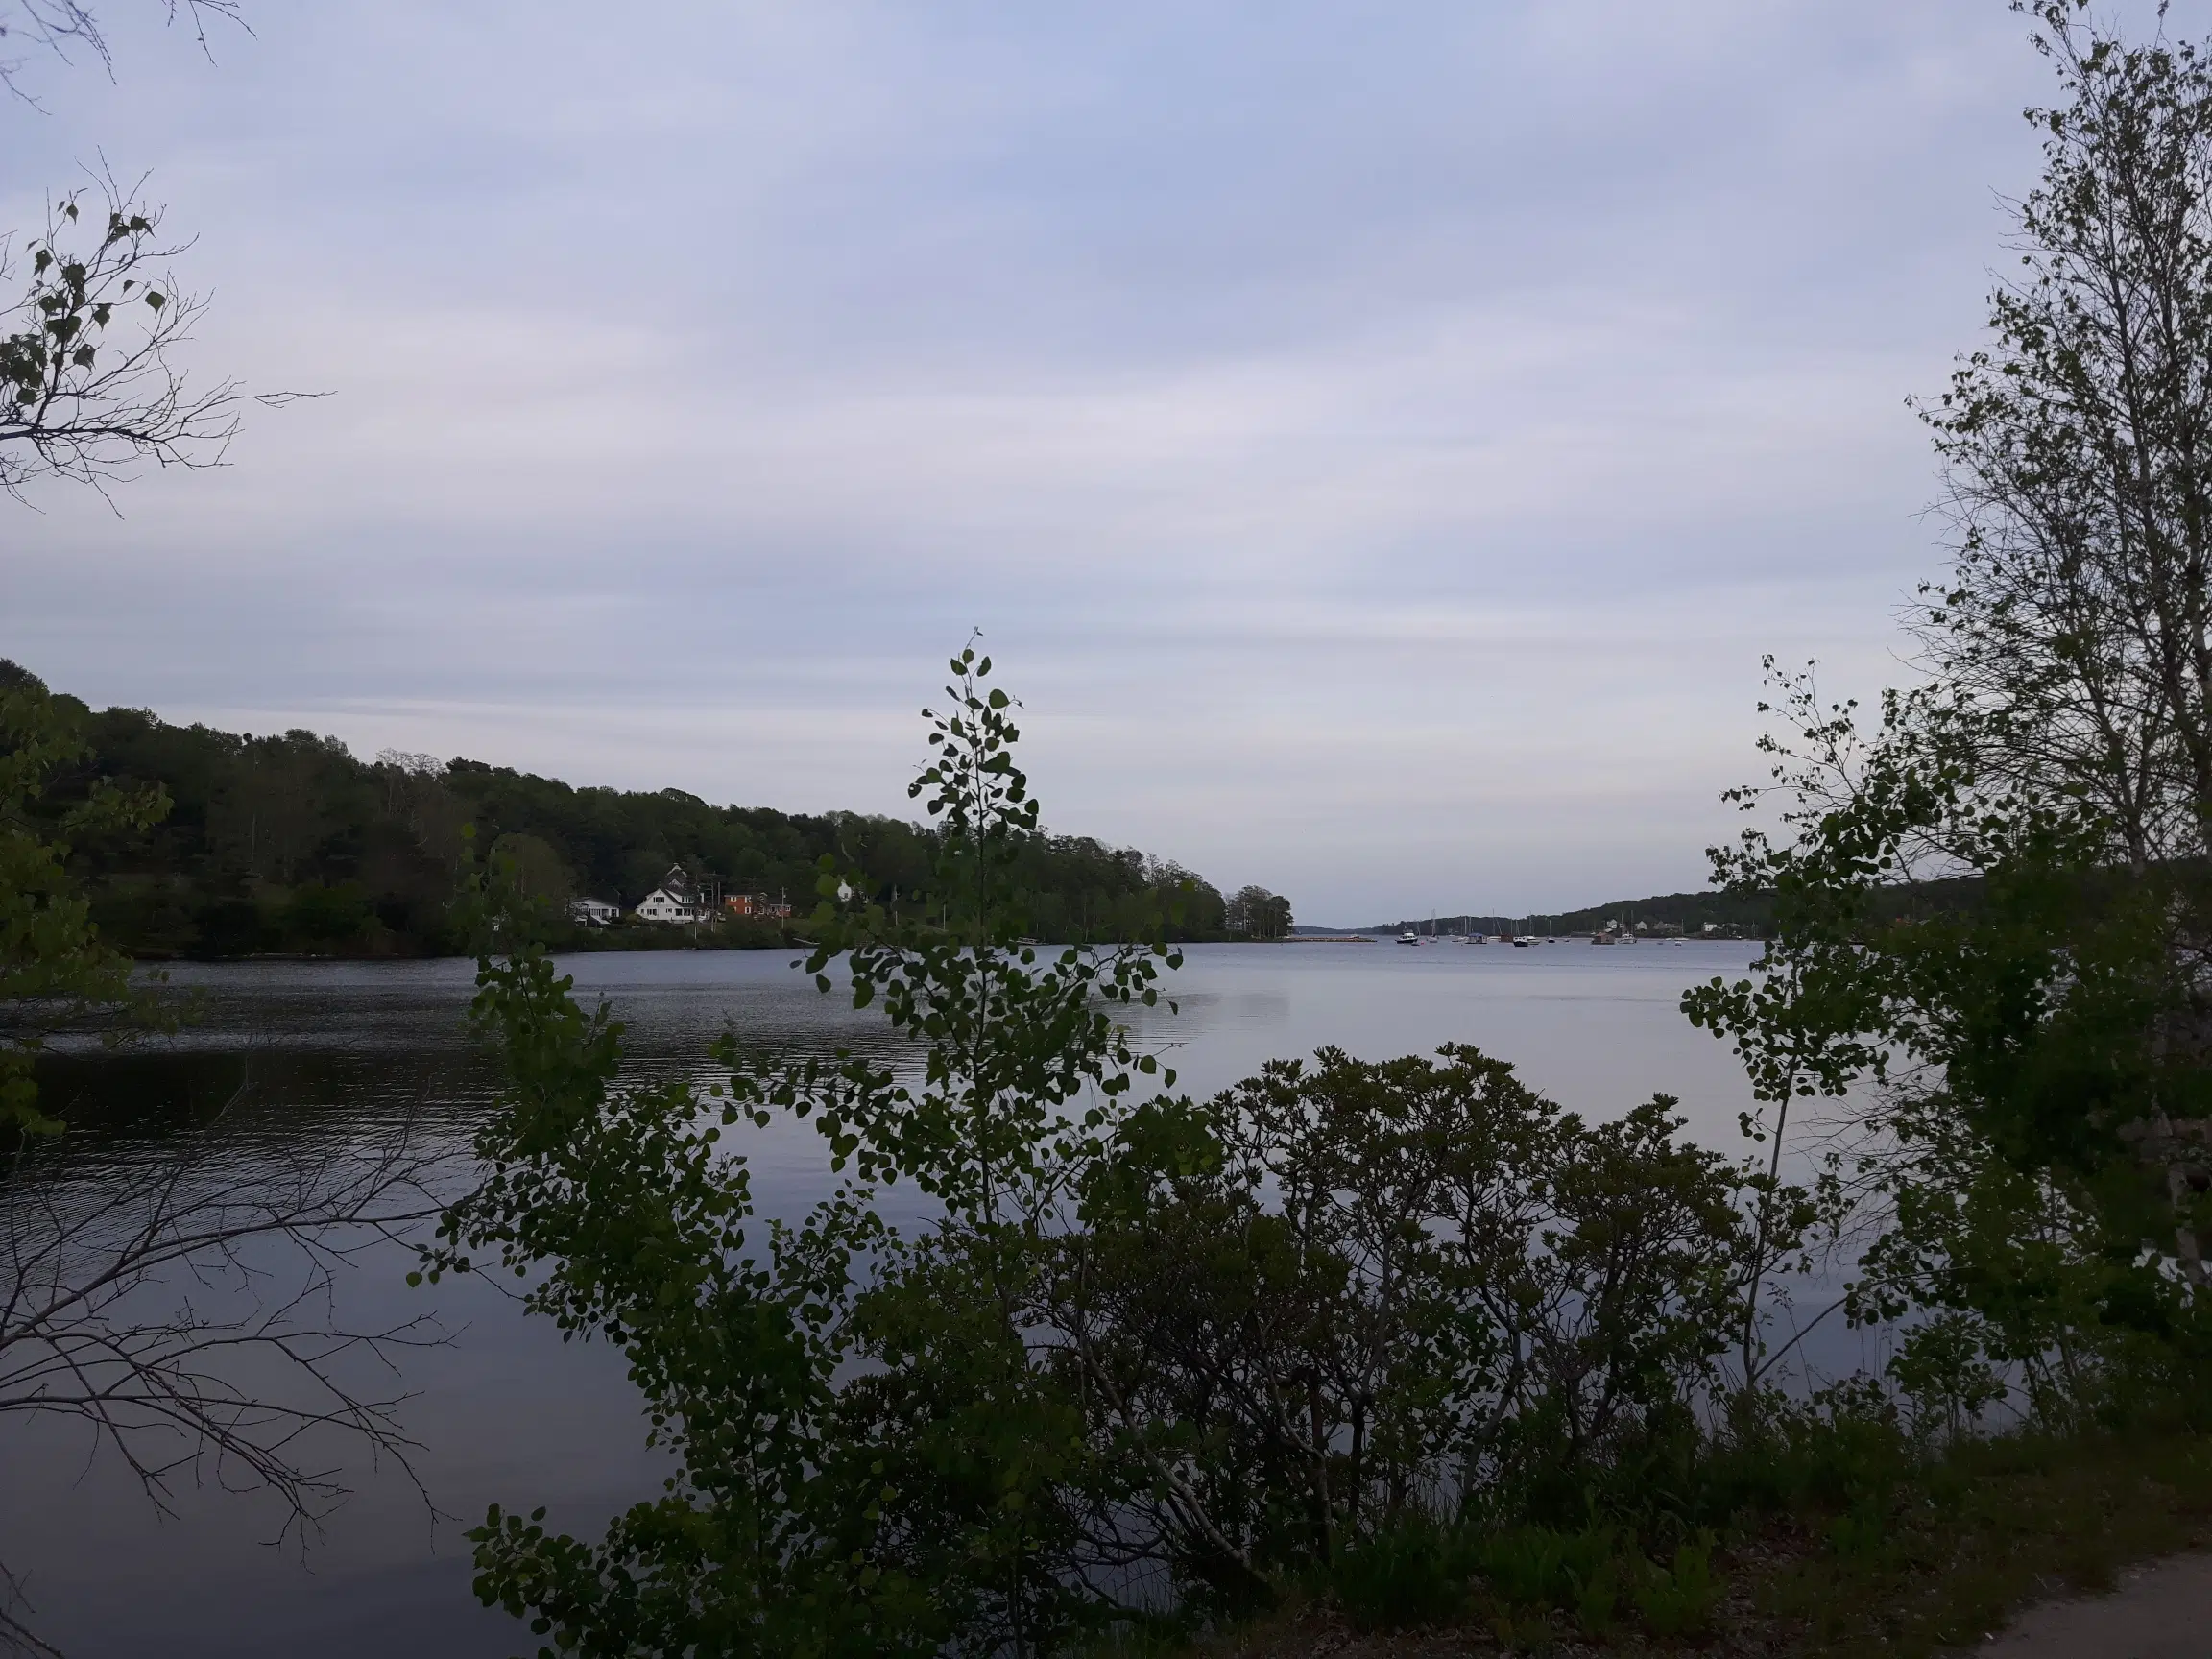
[1983, 1553, 2212, 1656]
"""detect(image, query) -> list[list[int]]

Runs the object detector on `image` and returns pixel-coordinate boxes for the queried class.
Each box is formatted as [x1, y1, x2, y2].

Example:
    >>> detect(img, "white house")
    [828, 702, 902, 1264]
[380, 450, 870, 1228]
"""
[568, 898, 621, 926]
[633, 866, 709, 926]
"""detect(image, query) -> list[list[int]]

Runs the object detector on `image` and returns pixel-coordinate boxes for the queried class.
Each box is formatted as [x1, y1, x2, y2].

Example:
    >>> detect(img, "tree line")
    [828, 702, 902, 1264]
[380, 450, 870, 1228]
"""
[1372, 878, 1986, 941]
[3, 669, 1239, 958]
[1368, 894, 1777, 938]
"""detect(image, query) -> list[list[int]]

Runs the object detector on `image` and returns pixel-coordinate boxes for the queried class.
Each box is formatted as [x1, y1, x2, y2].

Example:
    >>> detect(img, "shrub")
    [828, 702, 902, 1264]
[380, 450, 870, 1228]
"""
[1630, 1530, 1721, 1637]
[1472, 1524, 1623, 1634]
[1331, 1515, 1466, 1631]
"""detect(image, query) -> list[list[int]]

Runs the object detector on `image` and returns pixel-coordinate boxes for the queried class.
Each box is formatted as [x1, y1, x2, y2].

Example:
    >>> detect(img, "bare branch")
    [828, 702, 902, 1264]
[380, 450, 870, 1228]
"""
[0, 1084, 458, 1652]
[0, 1555, 63, 1659]
[0, 2, 248, 102]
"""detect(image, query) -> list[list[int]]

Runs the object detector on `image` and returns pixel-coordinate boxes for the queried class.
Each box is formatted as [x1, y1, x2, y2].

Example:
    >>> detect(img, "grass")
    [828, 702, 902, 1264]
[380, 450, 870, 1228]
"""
[1173, 1417, 2212, 1657]
[1742, 1415, 2212, 1655]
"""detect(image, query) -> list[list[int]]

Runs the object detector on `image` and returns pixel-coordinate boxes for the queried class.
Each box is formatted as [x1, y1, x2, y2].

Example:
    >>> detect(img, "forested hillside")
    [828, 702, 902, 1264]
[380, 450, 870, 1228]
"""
[1365, 892, 1776, 938]
[16, 668, 1231, 958]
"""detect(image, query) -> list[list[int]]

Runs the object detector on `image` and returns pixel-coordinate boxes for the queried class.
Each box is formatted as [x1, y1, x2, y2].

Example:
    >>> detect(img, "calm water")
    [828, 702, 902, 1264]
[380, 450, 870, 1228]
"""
[2, 940, 1767, 1657]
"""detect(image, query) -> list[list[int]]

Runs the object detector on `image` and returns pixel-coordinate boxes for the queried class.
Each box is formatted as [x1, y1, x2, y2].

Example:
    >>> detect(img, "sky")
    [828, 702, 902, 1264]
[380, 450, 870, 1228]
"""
[1, 1, 2184, 924]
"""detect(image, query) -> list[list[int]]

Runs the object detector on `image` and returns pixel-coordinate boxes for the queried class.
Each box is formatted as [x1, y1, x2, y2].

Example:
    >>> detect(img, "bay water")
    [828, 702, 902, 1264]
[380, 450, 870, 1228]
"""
[3, 939, 1796, 1657]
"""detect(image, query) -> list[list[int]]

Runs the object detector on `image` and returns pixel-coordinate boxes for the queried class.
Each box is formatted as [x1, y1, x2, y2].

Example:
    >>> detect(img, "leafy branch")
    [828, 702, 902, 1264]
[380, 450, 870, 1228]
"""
[0, 175, 295, 504]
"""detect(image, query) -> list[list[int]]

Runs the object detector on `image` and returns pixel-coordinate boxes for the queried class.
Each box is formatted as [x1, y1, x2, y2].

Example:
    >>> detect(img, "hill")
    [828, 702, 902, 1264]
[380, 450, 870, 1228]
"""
[1344, 876, 1990, 940]
[1353, 891, 1774, 939]
[12, 665, 1233, 959]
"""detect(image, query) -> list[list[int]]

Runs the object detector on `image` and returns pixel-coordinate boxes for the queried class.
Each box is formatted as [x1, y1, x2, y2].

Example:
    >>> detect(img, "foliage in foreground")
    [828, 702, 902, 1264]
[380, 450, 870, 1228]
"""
[1193, 1407, 2212, 1657]
[1744, 1413, 2212, 1658]
[1684, 0, 2212, 1443]
[435, 647, 1799, 1656]
[445, 649, 2212, 1659]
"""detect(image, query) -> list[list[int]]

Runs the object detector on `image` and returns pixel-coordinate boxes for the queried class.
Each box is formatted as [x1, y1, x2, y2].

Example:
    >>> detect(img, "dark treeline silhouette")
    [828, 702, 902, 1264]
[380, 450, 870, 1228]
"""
[15, 670, 1232, 958]
[1358, 892, 1775, 938]
[1361, 878, 1989, 941]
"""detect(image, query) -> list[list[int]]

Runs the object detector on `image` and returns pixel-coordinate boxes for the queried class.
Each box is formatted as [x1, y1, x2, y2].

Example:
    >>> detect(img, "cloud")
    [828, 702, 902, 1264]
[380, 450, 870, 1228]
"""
[1, 0, 2167, 919]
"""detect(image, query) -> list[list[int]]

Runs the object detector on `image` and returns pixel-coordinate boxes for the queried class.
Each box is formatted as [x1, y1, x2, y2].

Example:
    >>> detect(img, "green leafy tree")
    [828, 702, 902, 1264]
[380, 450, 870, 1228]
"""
[0, 661, 166, 1133]
[1687, 3, 2212, 1427]
[435, 643, 1187, 1656]
[1039, 1046, 1763, 1593]
[1, 178, 276, 502]
[489, 830, 571, 905]
[1226, 884, 1293, 940]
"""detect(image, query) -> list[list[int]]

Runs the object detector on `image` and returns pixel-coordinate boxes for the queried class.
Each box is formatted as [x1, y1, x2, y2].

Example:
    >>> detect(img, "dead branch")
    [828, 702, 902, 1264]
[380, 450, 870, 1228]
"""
[0, 1083, 455, 1652]
[0, 2, 248, 101]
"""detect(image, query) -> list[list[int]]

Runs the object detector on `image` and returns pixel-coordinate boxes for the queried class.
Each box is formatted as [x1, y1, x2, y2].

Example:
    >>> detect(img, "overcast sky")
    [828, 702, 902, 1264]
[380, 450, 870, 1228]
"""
[3, 1, 2181, 923]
